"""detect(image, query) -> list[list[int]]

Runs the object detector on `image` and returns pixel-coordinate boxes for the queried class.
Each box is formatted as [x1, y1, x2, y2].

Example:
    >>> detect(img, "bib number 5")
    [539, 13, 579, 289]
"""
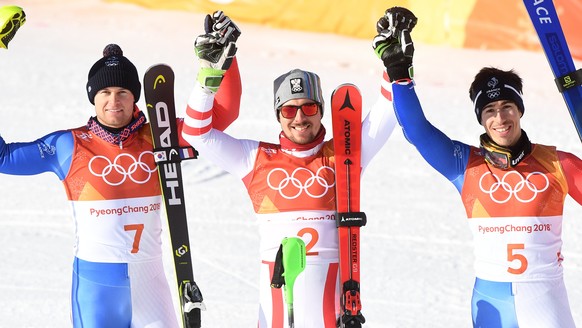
[507, 243, 528, 274]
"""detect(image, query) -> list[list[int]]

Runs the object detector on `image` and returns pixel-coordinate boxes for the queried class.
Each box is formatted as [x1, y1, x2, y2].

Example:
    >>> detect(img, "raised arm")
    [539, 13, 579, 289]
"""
[360, 71, 397, 171]
[182, 11, 258, 179]
[372, 7, 470, 190]
[360, 8, 418, 171]
[195, 11, 242, 132]
[0, 130, 74, 180]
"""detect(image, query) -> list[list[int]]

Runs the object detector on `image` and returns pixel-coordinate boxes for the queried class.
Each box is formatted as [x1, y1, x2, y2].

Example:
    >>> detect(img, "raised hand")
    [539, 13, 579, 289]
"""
[0, 5, 26, 49]
[203, 10, 241, 45]
[376, 7, 417, 38]
[372, 7, 417, 82]
[195, 11, 241, 93]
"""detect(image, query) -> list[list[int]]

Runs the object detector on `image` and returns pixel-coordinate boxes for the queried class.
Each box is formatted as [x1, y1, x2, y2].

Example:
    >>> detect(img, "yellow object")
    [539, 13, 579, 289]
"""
[107, 0, 582, 60]
[0, 5, 26, 49]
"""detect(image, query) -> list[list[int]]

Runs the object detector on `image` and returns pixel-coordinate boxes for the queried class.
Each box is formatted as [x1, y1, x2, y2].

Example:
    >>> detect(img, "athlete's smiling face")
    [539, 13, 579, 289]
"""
[94, 87, 135, 129]
[481, 100, 522, 147]
[278, 98, 322, 145]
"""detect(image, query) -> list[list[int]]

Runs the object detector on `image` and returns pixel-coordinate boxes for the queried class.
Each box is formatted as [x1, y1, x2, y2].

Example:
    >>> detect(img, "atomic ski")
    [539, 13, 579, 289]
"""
[523, 0, 582, 141]
[143, 64, 205, 328]
[331, 84, 366, 328]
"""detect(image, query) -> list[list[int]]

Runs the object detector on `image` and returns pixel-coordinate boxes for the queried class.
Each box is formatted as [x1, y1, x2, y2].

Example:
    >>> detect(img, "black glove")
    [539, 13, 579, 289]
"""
[195, 11, 241, 92]
[203, 10, 241, 46]
[372, 7, 417, 82]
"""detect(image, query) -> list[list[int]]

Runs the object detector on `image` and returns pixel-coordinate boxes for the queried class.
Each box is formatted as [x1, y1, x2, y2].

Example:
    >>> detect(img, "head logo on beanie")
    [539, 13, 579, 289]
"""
[86, 44, 141, 105]
[273, 69, 324, 118]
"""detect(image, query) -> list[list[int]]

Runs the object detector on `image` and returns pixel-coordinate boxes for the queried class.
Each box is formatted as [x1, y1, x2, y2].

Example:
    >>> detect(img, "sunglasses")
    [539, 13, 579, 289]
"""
[278, 103, 320, 119]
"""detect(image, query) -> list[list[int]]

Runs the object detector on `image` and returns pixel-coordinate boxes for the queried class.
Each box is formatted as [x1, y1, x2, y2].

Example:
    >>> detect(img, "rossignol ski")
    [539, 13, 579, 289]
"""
[331, 84, 366, 328]
[143, 64, 205, 328]
[523, 0, 582, 141]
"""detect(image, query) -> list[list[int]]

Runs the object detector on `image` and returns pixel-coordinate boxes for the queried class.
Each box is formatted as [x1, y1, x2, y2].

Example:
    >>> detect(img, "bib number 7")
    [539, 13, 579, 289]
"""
[124, 224, 145, 254]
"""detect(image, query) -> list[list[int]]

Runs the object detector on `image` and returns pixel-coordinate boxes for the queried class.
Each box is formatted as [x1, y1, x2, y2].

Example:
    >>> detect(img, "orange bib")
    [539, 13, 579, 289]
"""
[63, 125, 160, 201]
[461, 144, 568, 219]
[243, 141, 336, 214]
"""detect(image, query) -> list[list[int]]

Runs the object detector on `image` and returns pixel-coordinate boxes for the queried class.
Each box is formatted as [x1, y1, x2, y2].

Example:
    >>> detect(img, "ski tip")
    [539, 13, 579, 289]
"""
[145, 63, 173, 72]
[331, 83, 360, 96]
[333, 83, 359, 90]
[331, 83, 362, 105]
[143, 64, 175, 85]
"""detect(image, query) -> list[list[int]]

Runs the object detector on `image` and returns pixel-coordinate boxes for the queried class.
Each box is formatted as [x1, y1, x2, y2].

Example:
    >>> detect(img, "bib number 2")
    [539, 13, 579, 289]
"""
[297, 227, 319, 256]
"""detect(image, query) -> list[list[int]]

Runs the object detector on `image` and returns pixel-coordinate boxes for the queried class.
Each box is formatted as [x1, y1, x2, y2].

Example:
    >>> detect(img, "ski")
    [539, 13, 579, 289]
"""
[523, 0, 582, 141]
[331, 84, 366, 328]
[143, 64, 205, 328]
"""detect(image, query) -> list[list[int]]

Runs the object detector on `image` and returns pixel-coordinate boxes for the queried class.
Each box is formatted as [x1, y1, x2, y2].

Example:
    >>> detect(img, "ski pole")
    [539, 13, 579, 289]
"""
[270, 237, 306, 328]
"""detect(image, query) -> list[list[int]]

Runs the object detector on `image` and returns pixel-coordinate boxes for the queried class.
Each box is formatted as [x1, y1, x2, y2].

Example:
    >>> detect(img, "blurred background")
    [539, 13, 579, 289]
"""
[109, 0, 582, 61]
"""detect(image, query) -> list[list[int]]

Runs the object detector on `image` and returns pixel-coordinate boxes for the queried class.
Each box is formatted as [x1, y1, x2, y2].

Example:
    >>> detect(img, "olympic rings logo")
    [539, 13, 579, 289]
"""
[478, 171, 549, 204]
[88, 151, 158, 186]
[487, 91, 500, 99]
[267, 166, 335, 200]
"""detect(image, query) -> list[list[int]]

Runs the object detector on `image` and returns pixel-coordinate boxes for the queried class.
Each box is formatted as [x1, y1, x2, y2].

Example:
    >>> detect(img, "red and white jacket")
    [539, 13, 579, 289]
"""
[182, 67, 396, 328]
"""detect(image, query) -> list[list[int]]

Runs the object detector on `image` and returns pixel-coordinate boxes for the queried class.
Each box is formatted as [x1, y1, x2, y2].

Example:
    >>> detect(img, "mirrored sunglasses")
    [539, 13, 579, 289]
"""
[279, 103, 320, 119]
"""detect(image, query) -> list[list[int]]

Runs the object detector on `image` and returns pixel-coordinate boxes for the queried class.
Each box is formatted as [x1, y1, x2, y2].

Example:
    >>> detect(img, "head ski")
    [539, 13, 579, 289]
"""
[144, 64, 205, 328]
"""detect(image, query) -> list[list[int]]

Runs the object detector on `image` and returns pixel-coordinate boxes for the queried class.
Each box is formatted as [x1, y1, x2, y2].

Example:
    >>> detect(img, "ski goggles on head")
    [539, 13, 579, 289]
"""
[278, 102, 320, 119]
[480, 134, 511, 169]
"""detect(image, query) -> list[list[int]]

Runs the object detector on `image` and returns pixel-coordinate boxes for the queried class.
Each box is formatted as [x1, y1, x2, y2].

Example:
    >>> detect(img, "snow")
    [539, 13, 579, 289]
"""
[1, 0, 582, 327]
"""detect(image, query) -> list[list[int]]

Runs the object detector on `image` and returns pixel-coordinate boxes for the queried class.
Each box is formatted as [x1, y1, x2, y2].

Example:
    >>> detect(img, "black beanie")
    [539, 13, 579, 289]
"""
[86, 44, 141, 104]
[469, 67, 524, 125]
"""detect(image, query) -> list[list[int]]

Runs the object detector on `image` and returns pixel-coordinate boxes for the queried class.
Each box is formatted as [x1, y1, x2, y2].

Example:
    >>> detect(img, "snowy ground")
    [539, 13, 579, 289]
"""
[1, 1, 582, 327]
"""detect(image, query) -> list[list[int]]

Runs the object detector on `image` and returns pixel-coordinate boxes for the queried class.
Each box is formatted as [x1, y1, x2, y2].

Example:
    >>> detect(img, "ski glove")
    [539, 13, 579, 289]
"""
[372, 7, 417, 82]
[0, 5, 26, 49]
[204, 11, 241, 46]
[195, 11, 241, 93]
